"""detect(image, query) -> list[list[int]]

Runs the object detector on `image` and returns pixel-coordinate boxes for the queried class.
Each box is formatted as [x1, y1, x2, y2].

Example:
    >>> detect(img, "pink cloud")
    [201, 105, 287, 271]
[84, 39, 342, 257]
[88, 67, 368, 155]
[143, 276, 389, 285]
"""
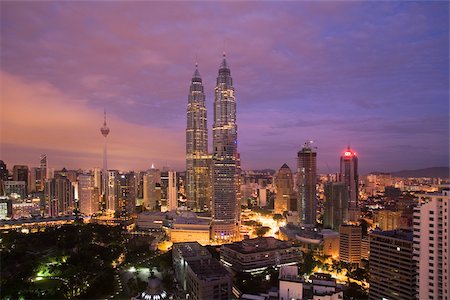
[0, 71, 184, 170]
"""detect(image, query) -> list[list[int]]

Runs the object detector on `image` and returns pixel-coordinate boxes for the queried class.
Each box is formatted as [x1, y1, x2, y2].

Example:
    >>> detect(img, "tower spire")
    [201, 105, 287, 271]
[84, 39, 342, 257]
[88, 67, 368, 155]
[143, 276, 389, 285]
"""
[220, 52, 229, 69]
[193, 62, 201, 78]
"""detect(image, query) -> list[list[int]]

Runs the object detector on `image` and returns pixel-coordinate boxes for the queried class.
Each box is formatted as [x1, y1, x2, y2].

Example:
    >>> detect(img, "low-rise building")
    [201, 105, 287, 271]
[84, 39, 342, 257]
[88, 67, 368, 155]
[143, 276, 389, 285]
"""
[136, 211, 167, 231]
[170, 216, 211, 245]
[278, 266, 343, 300]
[186, 258, 232, 300]
[280, 226, 339, 258]
[173, 242, 232, 300]
[220, 236, 302, 273]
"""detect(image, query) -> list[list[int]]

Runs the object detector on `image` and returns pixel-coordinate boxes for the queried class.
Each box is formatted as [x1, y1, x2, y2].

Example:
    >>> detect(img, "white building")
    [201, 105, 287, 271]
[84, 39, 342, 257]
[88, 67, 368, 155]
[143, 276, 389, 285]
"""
[413, 190, 449, 300]
[278, 266, 342, 300]
[279, 265, 303, 300]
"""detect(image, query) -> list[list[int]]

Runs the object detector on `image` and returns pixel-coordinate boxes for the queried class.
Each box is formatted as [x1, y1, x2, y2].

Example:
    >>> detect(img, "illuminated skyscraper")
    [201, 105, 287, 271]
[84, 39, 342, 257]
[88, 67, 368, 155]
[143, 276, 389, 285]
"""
[211, 54, 240, 240]
[100, 110, 110, 211]
[186, 64, 211, 211]
[340, 146, 359, 221]
[274, 163, 295, 214]
[44, 174, 75, 217]
[143, 166, 160, 210]
[118, 172, 136, 216]
[106, 170, 119, 212]
[40, 154, 47, 189]
[78, 174, 99, 216]
[161, 170, 178, 211]
[297, 141, 317, 226]
[13, 165, 28, 192]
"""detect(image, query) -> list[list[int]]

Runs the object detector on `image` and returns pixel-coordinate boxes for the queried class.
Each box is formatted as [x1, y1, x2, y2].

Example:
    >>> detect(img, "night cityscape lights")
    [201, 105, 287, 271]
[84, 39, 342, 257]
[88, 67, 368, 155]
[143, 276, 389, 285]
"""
[1, 1, 449, 300]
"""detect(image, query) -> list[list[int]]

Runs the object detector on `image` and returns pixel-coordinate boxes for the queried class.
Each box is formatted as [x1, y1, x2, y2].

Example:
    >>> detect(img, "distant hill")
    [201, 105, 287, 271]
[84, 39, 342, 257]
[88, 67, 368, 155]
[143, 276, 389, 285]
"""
[390, 167, 449, 178]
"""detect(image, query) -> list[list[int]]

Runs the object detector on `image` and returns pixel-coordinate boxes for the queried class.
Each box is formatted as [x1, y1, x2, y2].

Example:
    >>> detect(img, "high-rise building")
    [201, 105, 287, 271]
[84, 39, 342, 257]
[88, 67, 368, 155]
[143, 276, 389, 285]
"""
[119, 172, 136, 216]
[13, 165, 29, 192]
[40, 154, 47, 190]
[29, 167, 42, 193]
[100, 110, 110, 211]
[135, 171, 146, 201]
[324, 182, 348, 231]
[374, 209, 403, 231]
[143, 167, 161, 210]
[340, 146, 359, 221]
[186, 64, 211, 212]
[78, 174, 100, 216]
[274, 163, 295, 214]
[339, 224, 362, 266]
[161, 171, 178, 211]
[93, 168, 102, 190]
[0, 160, 8, 181]
[297, 141, 317, 226]
[414, 190, 449, 300]
[0, 161, 7, 196]
[0, 196, 12, 219]
[3, 181, 26, 199]
[211, 54, 240, 240]
[45, 174, 75, 216]
[369, 229, 415, 300]
[106, 170, 119, 213]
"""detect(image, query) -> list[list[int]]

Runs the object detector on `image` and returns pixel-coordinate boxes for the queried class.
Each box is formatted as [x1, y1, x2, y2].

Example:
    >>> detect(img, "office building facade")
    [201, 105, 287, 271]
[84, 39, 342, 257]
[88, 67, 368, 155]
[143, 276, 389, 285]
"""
[297, 142, 317, 226]
[186, 64, 211, 212]
[413, 190, 449, 300]
[212, 54, 240, 240]
[340, 146, 359, 221]
[369, 230, 415, 300]
[324, 182, 348, 231]
[274, 163, 295, 214]
[339, 224, 362, 265]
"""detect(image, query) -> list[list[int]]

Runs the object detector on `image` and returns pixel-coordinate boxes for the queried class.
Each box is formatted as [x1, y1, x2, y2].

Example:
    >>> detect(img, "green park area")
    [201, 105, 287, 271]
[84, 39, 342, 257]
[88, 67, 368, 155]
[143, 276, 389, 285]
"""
[1, 224, 126, 299]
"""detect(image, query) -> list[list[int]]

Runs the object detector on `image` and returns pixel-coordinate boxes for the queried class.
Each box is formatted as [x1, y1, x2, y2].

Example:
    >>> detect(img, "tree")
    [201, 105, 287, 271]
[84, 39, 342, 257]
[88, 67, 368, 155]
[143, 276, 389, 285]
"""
[299, 251, 316, 275]
[273, 214, 284, 221]
[256, 226, 270, 237]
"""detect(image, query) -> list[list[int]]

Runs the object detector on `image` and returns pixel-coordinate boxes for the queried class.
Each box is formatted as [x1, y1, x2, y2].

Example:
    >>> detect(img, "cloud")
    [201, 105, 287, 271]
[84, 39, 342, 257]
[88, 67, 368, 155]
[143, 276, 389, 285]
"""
[0, 72, 184, 170]
[0, 1, 448, 173]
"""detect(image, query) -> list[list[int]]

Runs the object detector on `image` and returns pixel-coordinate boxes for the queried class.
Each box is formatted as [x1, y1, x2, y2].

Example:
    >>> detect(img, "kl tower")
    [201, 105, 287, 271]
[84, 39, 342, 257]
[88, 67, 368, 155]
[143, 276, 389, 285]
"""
[100, 110, 110, 212]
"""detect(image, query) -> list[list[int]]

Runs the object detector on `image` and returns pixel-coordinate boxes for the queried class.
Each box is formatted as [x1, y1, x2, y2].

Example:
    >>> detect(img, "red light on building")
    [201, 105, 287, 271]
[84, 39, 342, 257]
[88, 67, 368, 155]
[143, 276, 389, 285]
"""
[343, 149, 357, 157]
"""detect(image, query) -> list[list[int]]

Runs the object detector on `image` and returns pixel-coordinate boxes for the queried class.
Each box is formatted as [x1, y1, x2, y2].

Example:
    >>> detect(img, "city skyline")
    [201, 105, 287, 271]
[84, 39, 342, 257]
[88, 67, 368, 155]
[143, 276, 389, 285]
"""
[1, 1, 449, 173]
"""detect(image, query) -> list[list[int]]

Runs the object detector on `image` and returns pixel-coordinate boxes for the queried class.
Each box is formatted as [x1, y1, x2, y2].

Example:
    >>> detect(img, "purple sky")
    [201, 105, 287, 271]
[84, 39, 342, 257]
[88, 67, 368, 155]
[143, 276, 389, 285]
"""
[1, 1, 449, 174]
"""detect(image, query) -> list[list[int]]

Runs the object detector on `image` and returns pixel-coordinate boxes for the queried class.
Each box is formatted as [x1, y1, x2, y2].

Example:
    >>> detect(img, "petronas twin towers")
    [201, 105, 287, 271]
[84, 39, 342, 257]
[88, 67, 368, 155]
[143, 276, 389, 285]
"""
[186, 54, 240, 240]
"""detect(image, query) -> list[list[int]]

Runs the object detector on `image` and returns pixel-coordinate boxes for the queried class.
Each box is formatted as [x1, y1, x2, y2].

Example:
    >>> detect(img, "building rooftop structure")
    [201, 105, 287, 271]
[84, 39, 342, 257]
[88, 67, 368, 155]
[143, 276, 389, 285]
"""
[173, 242, 211, 260]
[187, 258, 231, 281]
[223, 236, 294, 254]
[371, 228, 413, 241]
[173, 216, 211, 226]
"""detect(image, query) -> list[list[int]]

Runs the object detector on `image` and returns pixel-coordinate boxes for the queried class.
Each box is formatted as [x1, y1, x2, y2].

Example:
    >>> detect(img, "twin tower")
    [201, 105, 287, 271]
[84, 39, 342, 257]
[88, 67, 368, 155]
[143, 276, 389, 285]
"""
[186, 54, 240, 240]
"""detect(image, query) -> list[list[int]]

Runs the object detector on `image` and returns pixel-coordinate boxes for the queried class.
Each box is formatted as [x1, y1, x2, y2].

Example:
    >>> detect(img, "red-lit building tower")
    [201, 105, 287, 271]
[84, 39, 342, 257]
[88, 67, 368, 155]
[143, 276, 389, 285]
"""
[340, 146, 359, 222]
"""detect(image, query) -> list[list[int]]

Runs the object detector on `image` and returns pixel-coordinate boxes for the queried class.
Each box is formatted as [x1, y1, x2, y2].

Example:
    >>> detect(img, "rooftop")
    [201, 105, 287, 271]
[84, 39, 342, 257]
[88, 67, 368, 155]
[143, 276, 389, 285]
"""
[173, 242, 211, 259]
[371, 229, 413, 241]
[188, 258, 231, 281]
[222, 237, 293, 254]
